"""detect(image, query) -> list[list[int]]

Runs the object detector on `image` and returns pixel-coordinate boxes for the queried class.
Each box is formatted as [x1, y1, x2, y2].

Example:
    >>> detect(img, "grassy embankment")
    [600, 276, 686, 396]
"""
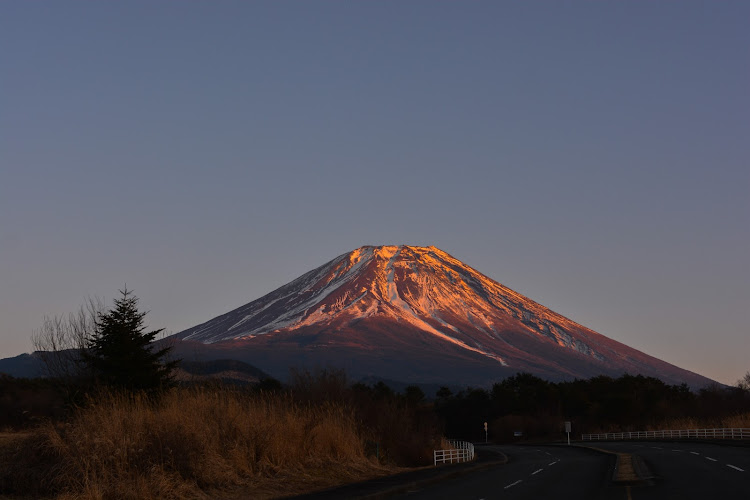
[0, 387, 414, 499]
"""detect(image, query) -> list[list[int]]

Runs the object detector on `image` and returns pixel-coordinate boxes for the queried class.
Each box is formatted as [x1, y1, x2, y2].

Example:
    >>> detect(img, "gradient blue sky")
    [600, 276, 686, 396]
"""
[2, 2, 748, 385]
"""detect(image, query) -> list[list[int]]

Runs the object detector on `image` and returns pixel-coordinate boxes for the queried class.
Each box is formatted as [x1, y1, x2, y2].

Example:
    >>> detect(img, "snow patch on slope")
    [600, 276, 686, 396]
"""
[378, 246, 507, 365]
[181, 245, 606, 366]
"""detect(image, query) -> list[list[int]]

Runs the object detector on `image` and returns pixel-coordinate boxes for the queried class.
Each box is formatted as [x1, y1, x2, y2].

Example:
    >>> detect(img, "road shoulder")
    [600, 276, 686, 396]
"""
[285, 445, 508, 500]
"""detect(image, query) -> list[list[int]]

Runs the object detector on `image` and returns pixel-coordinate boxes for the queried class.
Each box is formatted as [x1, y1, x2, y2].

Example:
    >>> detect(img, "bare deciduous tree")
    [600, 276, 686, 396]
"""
[32, 297, 104, 388]
[738, 371, 750, 391]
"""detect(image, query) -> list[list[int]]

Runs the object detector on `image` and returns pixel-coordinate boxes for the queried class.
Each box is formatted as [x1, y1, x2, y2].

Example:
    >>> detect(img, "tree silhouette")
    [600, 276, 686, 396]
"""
[83, 288, 177, 392]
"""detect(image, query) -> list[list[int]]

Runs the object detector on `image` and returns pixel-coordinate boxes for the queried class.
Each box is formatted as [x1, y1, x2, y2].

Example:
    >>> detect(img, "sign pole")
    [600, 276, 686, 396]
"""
[564, 421, 571, 445]
[484, 421, 488, 443]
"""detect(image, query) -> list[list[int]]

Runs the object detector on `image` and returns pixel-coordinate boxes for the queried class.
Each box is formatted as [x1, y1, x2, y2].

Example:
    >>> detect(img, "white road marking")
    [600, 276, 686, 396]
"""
[690, 452, 700, 455]
[651, 446, 663, 450]
[706, 457, 717, 462]
[504, 480, 523, 489]
[531, 469, 543, 476]
[545, 452, 552, 456]
[727, 464, 745, 472]
[672, 449, 683, 452]
[548, 461, 558, 466]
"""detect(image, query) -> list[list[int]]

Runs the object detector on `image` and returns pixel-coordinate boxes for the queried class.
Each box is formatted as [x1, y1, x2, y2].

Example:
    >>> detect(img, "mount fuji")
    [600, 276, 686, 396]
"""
[170, 245, 713, 388]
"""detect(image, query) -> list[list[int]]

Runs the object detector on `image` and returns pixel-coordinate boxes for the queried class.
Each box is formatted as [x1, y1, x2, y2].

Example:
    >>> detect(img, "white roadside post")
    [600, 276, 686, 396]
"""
[484, 421, 488, 443]
[565, 421, 571, 445]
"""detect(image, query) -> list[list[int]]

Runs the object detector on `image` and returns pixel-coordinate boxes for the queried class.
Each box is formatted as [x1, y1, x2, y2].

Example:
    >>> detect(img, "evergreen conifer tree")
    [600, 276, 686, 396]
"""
[83, 288, 177, 392]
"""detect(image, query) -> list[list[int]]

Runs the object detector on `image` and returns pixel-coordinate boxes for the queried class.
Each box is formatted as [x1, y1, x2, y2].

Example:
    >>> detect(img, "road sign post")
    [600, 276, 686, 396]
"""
[484, 421, 488, 443]
[564, 421, 571, 445]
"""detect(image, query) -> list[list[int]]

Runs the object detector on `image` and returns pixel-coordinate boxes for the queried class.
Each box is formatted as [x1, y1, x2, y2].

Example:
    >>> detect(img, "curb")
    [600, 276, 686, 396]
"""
[574, 445, 653, 485]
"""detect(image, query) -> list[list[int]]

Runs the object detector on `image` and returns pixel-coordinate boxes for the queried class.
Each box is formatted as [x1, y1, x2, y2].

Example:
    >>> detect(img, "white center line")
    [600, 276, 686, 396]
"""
[671, 449, 683, 452]
[690, 452, 700, 455]
[706, 457, 717, 462]
[545, 452, 552, 456]
[504, 480, 523, 489]
[548, 461, 558, 466]
[652, 447, 663, 450]
[531, 469, 543, 476]
[727, 464, 745, 472]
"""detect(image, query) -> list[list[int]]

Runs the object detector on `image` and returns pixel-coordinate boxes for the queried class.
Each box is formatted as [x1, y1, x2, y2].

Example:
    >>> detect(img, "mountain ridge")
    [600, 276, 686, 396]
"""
[171, 245, 714, 388]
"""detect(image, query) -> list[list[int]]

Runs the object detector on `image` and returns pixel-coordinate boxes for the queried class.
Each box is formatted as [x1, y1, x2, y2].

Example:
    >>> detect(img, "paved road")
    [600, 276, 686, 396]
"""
[291, 440, 748, 499]
[394, 441, 749, 500]
[590, 440, 749, 500]
[395, 444, 623, 500]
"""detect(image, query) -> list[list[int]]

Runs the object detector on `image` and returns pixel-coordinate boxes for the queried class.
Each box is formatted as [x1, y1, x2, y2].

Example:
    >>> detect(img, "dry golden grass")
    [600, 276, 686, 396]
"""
[438, 438, 455, 450]
[0, 431, 32, 447]
[1, 388, 398, 499]
[722, 412, 750, 428]
[648, 412, 750, 431]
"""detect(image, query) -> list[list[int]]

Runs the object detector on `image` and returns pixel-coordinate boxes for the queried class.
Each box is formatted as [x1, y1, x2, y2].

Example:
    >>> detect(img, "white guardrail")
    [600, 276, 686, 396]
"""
[582, 428, 750, 441]
[434, 440, 475, 466]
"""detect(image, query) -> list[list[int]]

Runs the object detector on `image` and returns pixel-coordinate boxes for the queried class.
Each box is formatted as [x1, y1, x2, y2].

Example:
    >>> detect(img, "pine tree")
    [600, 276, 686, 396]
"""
[83, 288, 177, 392]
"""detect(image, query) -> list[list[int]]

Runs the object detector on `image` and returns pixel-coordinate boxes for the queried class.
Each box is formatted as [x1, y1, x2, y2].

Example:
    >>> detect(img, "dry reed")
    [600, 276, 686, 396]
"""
[2, 387, 393, 499]
[647, 412, 750, 432]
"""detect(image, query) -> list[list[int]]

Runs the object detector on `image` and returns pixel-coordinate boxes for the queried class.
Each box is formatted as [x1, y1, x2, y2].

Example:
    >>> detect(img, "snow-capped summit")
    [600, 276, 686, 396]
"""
[172, 245, 713, 387]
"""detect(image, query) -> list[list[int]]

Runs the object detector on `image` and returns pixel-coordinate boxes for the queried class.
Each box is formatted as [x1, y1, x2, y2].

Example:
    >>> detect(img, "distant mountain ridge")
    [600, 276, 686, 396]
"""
[171, 245, 714, 388]
[0, 353, 272, 386]
[0, 353, 42, 378]
[173, 359, 273, 386]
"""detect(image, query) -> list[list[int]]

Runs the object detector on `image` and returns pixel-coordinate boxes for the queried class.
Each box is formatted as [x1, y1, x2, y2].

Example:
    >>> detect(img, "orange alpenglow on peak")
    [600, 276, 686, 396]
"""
[171, 245, 714, 388]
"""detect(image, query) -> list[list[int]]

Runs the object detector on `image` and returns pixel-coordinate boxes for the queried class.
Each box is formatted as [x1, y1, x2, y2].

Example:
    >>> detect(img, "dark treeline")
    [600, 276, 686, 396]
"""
[0, 374, 66, 427]
[3, 368, 750, 452]
[288, 368, 442, 465]
[436, 373, 750, 442]
[0, 368, 444, 467]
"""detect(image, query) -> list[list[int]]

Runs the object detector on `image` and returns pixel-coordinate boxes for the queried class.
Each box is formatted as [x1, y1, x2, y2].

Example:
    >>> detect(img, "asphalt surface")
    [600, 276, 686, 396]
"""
[289, 446, 509, 500]
[289, 440, 749, 499]
[589, 440, 749, 500]
[393, 444, 622, 500]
